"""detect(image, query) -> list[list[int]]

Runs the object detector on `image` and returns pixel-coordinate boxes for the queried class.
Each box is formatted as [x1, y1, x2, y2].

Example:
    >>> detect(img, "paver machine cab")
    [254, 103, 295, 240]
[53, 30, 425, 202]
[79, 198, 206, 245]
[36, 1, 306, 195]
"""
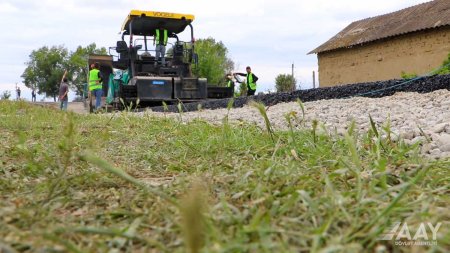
[96, 10, 233, 108]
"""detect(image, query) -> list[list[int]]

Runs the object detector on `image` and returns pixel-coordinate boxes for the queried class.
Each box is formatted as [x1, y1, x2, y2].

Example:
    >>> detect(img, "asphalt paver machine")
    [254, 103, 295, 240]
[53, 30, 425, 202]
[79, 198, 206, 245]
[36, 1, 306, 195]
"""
[91, 10, 233, 109]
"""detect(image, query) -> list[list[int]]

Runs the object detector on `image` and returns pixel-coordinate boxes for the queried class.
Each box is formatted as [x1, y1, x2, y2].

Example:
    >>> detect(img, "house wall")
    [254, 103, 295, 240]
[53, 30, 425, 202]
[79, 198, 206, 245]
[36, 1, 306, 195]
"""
[317, 27, 450, 87]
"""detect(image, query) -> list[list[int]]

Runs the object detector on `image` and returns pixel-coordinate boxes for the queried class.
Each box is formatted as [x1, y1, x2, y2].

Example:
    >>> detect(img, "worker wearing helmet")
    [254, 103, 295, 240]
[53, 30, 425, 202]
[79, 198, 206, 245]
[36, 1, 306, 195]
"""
[234, 66, 258, 96]
[154, 28, 168, 66]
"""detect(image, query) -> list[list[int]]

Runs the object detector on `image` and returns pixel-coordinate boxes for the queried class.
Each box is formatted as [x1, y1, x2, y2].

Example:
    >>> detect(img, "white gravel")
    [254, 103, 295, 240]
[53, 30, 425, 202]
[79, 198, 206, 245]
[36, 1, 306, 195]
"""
[142, 89, 450, 159]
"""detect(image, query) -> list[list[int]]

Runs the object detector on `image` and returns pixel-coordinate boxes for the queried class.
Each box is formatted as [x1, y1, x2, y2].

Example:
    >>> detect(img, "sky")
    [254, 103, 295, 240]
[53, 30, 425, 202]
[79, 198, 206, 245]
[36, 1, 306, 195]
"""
[0, 0, 430, 101]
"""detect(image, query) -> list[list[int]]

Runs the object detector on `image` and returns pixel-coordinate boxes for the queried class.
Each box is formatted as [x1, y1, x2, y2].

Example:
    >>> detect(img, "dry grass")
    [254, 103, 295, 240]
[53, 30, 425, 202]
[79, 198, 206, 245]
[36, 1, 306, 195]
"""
[0, 100, 449, 252]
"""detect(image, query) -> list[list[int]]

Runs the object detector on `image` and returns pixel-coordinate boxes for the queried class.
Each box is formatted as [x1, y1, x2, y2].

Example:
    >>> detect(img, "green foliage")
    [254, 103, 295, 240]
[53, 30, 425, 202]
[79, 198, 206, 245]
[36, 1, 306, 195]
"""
[238, 81, 247, 97]
[68, 43, 107, 96]
[275, 73, 297, 92]
[21, 45, 69, 101]
[433, 52, 450, 75]
[400, 71, 418, 80]
[21, 44, 107, 100]
[402, 52, 450, 78]
[249, 101, 275, 142]
[193, 37, 234, 85]
[0, 101, 448, 252]
[1, 90, 11, 100]
[232, 74, 247, 96]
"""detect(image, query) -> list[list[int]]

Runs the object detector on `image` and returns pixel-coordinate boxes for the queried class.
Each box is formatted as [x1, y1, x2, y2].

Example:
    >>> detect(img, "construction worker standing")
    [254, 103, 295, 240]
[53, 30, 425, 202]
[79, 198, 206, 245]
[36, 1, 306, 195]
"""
[31, 89, 36, 102]
[235, 66, 258, 96]
[154, 28, 168, 66]
[59, 71, 69, 111]
[16, 87, 21, 100]
[89, 62, 103, 111]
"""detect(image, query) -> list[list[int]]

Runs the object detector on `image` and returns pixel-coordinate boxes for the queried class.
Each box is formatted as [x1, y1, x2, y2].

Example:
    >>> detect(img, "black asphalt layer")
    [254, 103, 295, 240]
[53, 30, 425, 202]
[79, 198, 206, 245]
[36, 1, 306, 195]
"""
[149, 74, 450, 113]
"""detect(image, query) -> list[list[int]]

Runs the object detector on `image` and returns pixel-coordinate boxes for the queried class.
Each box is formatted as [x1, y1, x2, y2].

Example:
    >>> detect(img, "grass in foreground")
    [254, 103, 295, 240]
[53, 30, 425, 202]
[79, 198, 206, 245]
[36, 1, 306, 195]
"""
[0, 100, 449, 253]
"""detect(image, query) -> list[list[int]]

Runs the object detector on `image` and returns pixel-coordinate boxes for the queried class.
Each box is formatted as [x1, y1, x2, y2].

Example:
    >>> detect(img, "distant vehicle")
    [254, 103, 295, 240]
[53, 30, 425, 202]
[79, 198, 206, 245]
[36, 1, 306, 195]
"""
[89, 10, 233, 109]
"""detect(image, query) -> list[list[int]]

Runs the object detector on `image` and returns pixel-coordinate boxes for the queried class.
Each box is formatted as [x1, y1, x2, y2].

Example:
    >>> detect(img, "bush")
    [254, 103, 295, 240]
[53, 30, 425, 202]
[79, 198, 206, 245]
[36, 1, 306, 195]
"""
[401, 52, 450, 78]
[434, 52, 450, 75]
[400, 71, 418, 80]
[1, 90, 11, 100]
[275, 74, 297, 92]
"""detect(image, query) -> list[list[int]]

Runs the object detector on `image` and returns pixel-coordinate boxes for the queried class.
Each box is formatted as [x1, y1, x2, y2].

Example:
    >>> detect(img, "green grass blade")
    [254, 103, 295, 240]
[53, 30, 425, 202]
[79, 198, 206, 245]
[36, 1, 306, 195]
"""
[79, 153, 179, 207]
[227, 98, 235, 111]
[368, 114, 379, 138]
[296, 98, 305, 121]
[250, 101, 275, 142]
[43, 234, 83, 253]
[162, 101, 169, 112]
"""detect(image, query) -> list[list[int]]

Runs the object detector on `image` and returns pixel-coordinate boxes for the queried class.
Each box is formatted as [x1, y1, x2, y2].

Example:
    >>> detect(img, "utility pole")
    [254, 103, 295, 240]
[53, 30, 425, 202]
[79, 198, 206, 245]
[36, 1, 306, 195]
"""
[291, 63, 294, 77]
[291, 63, 295, 91]
[313, 71, 316, 89]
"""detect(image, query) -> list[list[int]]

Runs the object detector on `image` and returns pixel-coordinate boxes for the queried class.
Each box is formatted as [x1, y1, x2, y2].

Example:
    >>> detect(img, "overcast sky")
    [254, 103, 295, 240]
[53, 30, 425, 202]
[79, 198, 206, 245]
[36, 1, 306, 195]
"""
[0, 0, 429, 100]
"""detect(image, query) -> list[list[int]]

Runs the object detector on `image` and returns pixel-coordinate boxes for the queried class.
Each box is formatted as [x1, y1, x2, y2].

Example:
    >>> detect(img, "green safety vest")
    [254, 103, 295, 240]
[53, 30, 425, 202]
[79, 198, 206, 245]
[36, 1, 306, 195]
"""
[247, 73, 256, 90]
[155, 29, 168, 46]
[227, 80, 233, 87]
[89, 69, 102, 91]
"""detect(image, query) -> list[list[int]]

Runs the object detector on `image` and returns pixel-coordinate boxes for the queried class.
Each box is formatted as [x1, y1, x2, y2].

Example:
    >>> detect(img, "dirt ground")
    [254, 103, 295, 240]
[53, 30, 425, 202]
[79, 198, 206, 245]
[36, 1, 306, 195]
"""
[67, 102, 88, 114]
[32, 102, 88, 114]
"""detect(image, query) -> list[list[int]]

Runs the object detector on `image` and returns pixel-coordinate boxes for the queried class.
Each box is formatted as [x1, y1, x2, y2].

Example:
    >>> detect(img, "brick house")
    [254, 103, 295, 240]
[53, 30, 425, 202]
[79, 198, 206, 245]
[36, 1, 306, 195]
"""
[309, 0, 450, 87]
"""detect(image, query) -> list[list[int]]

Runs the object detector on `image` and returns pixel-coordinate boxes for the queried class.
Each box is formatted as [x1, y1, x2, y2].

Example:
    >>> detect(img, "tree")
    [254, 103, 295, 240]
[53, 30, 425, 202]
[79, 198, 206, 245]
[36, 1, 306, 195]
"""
[193, 38, 234, 85]
[275, 74, 297, 92]
[69, 43, 107, 96]
[1, 91, 11, 100]
[21, 44, 107, 100]
[21, 45, 69, 101]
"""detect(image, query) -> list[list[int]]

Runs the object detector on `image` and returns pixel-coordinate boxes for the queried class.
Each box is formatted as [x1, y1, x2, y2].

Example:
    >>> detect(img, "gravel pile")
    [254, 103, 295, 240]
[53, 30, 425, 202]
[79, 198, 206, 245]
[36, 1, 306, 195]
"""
[143, 89, 450, 159]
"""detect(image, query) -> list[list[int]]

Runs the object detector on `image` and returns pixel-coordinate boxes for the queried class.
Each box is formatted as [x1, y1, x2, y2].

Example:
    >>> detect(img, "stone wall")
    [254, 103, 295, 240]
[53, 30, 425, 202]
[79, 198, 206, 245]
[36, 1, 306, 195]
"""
[317, 27, 450, 87]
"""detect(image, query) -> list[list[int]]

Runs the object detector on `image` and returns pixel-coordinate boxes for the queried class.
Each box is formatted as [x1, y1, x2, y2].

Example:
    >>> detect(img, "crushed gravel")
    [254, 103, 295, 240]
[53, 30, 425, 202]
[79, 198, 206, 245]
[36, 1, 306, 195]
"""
[141, 89, 450, 159]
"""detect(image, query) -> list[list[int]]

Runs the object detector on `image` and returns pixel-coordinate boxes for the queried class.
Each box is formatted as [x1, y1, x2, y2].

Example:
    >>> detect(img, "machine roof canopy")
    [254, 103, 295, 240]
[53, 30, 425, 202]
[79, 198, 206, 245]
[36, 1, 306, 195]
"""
[121, 10, 195, 36]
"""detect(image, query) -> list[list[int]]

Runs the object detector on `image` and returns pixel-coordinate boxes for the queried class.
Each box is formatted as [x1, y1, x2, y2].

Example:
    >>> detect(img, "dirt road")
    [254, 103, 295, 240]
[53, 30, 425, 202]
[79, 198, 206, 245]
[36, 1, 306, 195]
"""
[33, 102, 87, 114]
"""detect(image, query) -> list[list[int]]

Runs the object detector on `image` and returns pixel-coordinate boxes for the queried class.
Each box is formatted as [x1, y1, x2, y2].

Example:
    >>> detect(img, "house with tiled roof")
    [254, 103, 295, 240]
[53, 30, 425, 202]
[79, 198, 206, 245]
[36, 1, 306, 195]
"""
[309, 0, 450, 87]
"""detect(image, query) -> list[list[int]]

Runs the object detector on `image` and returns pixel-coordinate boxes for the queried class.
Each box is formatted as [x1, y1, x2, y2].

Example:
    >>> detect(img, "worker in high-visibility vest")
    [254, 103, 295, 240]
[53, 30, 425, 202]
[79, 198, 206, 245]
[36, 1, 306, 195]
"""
[154, 28, 168, 66]
[225, 73, 236, 97]
[235, 66, 258, 96]
[226, 73, 235, 88]
[88, 62, 103, 110]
